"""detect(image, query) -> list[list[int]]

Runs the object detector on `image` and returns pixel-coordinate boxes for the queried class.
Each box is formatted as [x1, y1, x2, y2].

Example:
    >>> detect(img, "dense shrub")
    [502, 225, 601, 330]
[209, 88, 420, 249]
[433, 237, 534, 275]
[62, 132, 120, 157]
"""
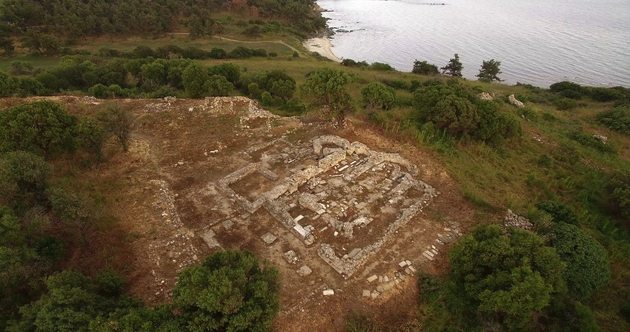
[369, 62, 394, 71]
[341, 59, 368, 68]
[0, 151, 52, 197]
[449, 225, 566, 330]
[361, 82, 396, 110]
[589, 87, 625, 102]
[536, 200, 579, 225]
[0, 101, 78, 156]
[204, 75, 233, 97]
[182, 63, 209, 98]
[597, 106, 630, 135]
[568, 131, 616, 154]
[381, 79, 410, 91]
[0, 71, 20, 97]
[89, 84, 112, 99]
[474, 100, 522, 143]
[8, 270, 136, 332]
[173, 250, 280, 331]
[208, 48, 228, 59]
[554, 98, 579, 110]
[412, 60, 439, 75]
[551, 223, 611, 298]
[609, 171, 630, 220]
[208, 63, 240, 84]
[550, 81, 586, 100]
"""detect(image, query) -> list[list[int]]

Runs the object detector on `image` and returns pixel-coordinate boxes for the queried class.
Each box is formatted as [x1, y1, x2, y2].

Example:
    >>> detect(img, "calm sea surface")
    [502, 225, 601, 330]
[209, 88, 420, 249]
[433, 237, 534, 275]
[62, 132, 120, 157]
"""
[318, 0, 630, 87]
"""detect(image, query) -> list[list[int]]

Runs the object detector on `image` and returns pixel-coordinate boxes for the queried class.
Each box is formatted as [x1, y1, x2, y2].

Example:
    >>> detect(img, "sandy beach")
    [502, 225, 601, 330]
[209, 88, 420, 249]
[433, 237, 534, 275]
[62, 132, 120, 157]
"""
[303, 37, 342, 63]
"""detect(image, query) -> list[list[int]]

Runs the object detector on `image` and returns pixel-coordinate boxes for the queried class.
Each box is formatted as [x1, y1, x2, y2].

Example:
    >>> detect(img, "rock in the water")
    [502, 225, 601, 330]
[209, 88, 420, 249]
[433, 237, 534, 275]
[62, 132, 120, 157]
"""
[509, 94, 525, 108]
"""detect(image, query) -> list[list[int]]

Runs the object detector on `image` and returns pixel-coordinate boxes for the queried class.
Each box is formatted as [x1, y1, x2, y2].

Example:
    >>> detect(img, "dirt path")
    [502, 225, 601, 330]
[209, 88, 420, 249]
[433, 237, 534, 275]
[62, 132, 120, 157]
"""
[170, 33, 307, 57]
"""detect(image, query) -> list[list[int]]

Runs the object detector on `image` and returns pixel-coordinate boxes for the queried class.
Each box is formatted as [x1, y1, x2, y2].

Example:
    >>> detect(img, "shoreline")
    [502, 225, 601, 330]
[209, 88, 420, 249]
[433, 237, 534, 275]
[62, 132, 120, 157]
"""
[303, 36, 342, 63]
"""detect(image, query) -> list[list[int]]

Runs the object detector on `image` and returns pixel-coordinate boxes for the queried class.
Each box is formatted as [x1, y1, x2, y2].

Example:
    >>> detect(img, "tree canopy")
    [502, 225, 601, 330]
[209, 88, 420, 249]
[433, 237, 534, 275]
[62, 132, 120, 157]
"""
[441, 54, 463, 77]
[361, 82, 396, 110]
[172, 250, 280, 332]
[0, 101, 78, 156]
[476, 59, 503, 82]
[449, 225, 566, 330]
[301, 68, 354, 126]
[551, 223, 611, 299]
[412, 60, 439, 76]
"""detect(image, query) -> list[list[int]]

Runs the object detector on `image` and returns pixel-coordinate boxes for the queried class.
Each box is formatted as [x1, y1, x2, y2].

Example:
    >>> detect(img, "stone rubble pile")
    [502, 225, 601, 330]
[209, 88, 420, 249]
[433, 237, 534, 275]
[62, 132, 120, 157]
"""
[504, 209, 534, 230]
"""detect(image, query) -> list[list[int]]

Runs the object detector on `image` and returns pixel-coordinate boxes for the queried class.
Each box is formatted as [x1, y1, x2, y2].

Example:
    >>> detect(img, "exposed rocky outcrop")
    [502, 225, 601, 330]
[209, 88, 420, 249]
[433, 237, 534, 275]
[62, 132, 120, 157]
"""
[508, 94, 525, 108]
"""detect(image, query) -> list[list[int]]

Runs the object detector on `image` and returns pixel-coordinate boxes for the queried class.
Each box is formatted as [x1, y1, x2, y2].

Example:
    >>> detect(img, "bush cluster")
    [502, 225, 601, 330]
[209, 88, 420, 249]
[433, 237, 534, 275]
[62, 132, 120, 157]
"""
[597, 105, 630, 135]
[0, 57, 249, 99]
[413, 80, 522, 143]
[550, 81, 630, 103]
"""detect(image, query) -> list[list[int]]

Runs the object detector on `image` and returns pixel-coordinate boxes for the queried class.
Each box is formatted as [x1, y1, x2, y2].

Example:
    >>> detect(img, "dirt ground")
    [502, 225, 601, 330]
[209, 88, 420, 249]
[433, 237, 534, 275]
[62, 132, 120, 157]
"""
[2, 96, 475, 331]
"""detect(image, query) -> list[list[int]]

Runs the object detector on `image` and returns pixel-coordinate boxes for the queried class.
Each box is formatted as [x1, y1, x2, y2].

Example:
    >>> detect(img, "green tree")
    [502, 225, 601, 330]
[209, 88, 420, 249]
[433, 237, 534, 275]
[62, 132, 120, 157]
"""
[46, 187, 102, 243]
[301, 68, 354, 126]
[182, 63, 209, 98]
[0, 101, 78, 156]
[412, 60, 439, 75]
[551, 223, 611, 299]
[204, 75, 234, 97]
[269, 79, 296, 102]
[77, 118, 108, 162]
[0, 71, 20, 97]
[441, 54, 463, 77]
[0, 36, 15, 56]
[188, 14, 204, 39]
[9, 270, 136, 332]
[97, 103, 135, 152]
[173, 250, 280, 332]
[88, 84, 112, 99]
[536, 200, 579, 225]
[248, 83, 261, 99]
[208, 63, 240, 84]
[449, 225, 566, 330]
[476, 59, 503, 82]
[597, 106, 630, 135]
[361, 82, 396, 110]
[0, 151, 52, 199]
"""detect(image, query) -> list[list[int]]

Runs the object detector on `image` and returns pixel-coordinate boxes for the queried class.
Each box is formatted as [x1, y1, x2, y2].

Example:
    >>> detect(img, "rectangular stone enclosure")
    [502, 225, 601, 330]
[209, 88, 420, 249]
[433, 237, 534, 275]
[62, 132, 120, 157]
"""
[215, 135, 437, 277]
